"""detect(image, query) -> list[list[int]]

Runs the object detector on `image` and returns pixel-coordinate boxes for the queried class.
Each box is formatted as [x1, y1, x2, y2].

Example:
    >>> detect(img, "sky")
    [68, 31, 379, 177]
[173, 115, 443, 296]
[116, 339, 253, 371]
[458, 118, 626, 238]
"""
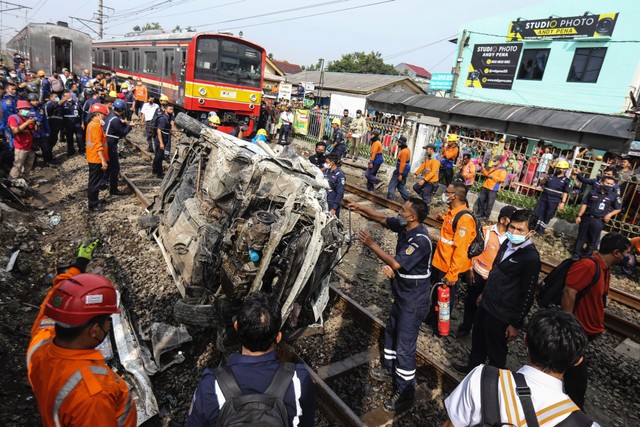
[10, 0, 546, 73]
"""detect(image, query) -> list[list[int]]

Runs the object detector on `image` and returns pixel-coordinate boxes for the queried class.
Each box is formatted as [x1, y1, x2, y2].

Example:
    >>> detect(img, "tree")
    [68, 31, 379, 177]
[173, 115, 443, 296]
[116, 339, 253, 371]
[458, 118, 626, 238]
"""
[327, 51, 399, 75]
[267, 53, 274, 60]
[132, 22, 162, 32]
[172, 25, 182, 33]
[305, 59, 324, 71]
[171, 25, 196, 33]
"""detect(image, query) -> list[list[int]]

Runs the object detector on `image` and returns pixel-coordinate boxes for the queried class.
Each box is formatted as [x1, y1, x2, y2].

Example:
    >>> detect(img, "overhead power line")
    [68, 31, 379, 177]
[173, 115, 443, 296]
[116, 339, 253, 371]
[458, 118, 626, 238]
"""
[382, 34, 457, 60]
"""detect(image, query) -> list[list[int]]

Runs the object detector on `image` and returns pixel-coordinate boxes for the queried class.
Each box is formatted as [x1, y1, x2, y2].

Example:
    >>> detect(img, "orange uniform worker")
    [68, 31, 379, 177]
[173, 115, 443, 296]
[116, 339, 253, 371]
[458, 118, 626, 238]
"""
[440, 134, 459, 185]
[85, 103, 109, 212]
[365, 129, 384, 191]
[427, 182, 477, 334]
[386, 136, 411, 201]
[132, 77, 148, 117]
[27, 238, 137, 427]
[459, 153, 476, 190]
[412, 144, 440, 210]
[475, 155, 507, 220]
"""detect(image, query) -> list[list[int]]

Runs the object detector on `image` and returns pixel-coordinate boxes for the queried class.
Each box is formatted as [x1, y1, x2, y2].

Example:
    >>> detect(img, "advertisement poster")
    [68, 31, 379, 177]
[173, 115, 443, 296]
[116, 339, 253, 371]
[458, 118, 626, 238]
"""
[294, 109, 309, 136]
[507, 13, 618, 41]
[279, 83, 292, 101]
[430, 73, 454, 90]
[466, 43, 523, 90]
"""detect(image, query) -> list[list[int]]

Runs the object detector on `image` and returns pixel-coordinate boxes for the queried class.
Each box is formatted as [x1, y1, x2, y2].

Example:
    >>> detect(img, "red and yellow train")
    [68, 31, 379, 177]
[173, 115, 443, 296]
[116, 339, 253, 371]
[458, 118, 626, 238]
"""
[92, 32, 265, 131]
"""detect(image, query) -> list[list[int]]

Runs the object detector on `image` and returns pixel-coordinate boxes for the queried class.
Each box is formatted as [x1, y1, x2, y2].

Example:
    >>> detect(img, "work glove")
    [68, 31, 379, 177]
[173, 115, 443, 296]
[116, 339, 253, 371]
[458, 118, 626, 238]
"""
[72, 237, 100, 272]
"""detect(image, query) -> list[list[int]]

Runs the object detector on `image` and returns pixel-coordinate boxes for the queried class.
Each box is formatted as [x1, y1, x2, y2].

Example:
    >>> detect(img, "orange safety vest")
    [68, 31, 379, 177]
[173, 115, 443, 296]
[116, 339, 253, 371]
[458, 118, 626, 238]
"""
[85, 117, 108, 164]
[432, 204, 476, 281]
[415, 157, 440, 183]
[472, 225, 507, 279]
[462, 162, 476, 186]
[482, 166, 507, 191]
[133, 84, 148, 102]
[27, 267, 137, 426]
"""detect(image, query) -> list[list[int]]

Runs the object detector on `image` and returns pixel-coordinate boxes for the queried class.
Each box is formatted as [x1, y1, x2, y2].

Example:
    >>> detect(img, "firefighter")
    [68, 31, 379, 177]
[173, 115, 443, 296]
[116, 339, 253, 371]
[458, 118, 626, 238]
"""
[324, 153, 345, 217]
[27, 238, 137, 426]
[85, 103, 109, 211]
[412, 144, 440, 211]
[534, 159, 571, 234]
[349, 197, 432, 413]
[61, 90, 84, 155]
[572, 176, 622, 259]
[103, 99, 132, 196]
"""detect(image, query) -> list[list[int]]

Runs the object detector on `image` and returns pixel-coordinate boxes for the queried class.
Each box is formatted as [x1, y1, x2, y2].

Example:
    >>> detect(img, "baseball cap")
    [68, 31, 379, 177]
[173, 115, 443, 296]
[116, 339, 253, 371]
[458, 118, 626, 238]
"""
[423, 144, 436, 150]
[498, 205, 517, 220]
[398, 136, 407, 146]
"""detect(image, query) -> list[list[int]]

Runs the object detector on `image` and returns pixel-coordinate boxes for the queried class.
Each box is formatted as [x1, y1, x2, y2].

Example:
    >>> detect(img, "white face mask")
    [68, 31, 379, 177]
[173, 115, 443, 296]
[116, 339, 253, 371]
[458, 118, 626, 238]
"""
[442, 193, 450, 204]
[324, 163, 331, 169]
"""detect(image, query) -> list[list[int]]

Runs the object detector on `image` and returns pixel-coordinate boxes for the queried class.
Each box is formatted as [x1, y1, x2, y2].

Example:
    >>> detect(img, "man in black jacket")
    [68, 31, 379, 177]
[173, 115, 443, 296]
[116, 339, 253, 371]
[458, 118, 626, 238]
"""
[453, 209, 541, 373]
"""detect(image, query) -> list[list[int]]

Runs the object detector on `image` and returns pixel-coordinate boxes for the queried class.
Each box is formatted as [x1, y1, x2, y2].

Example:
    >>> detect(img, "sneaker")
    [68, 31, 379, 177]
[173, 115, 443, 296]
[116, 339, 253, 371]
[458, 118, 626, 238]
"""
[383, 391, 415, 413]
[451, 363, 472, 375]
[370, 366, 392, 382]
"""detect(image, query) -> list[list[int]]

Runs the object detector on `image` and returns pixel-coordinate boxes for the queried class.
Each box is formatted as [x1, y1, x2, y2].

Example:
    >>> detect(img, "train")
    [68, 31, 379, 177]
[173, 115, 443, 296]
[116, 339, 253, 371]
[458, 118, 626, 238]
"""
[92, 32, 266, 131]
[6, 22, 92, 75]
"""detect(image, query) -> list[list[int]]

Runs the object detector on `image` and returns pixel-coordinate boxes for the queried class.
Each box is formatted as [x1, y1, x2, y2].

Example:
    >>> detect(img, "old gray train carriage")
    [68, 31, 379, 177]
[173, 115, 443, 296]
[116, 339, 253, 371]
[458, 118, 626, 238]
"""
[7, 22, 91, 75]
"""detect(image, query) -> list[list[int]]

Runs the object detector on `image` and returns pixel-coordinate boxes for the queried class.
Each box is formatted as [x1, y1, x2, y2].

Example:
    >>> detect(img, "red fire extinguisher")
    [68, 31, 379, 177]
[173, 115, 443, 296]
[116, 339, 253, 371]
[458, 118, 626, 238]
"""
[436, 284, 451, 336]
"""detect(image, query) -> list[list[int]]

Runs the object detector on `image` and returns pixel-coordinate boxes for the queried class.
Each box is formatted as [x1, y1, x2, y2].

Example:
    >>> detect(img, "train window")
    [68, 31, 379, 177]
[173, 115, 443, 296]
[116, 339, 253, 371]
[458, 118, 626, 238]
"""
[120, 51, 130, 70]
[102, 50, 111, 67]
[133, 49, 140, 72]
[194, 38, 219, 80]
[163, 49, 174, 78]
[92, 50, 96, 65]
[218, 40, 262, 88]
[145, 51, 158, 74]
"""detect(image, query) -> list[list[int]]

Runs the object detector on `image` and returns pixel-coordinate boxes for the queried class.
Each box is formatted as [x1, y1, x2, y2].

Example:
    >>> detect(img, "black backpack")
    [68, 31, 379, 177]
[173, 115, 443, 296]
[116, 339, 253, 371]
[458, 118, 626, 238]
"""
[214, 362, 294, 427]
[538, 257, 600, 308]
[452, 209, 485, 258]
[479, 365, 593, 427]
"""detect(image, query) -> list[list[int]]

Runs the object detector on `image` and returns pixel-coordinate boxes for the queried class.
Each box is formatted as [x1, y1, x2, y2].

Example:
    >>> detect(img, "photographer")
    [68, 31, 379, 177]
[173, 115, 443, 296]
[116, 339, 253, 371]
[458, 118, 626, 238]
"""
[8, 100, 37, 183]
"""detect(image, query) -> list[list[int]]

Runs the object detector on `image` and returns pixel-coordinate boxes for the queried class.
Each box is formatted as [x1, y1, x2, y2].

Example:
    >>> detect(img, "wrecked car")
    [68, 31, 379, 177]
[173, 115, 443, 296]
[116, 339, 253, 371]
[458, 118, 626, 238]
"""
[149, 113, 347, 332]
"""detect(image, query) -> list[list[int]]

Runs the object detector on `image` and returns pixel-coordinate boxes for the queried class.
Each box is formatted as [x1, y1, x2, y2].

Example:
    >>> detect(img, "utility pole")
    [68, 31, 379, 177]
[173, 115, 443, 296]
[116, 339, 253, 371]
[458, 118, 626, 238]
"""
[98, 0, 103, 39]
[450, 29, 468, 98]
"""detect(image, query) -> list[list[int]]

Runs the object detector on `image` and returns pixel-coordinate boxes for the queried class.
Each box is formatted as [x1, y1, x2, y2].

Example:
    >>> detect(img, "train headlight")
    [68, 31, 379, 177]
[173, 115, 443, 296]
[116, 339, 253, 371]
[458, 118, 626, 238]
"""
[198, 87, 207, 96]
[249, 94, 257, 102]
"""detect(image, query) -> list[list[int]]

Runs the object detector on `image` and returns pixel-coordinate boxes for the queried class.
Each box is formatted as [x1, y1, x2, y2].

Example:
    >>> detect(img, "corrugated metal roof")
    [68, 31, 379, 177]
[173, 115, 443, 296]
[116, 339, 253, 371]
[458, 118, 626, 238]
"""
[367, 91, 634, 152]
[286, 71, 424, 95]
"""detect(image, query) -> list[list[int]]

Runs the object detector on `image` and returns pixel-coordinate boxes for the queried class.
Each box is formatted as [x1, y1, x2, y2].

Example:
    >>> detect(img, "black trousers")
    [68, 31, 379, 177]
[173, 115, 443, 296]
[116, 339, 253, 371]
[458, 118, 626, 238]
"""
[134, 100, 144, 117]
[63, 118, 84, 154]
[413, 181, 437, 211]
[564, 334, 598, 411]
[468, 305, 509, 369]
[153, 137, 164, 176]
[106, 145, 120, 193]
[573, 216, 605, 258]
[88, 163, 103, 209]
[534, 193, 561, 234]
[476, 188, 497, 218]
[279, 124, 291, 143]
[459, 270, 487, 332]
[441, 167, 454, 186]
[45, 118, 63, 162]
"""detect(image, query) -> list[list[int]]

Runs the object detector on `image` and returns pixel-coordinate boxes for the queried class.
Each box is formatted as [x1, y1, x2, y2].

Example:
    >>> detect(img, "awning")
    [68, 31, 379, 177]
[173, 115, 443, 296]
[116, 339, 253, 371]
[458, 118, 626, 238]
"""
[366, 91, 636, 152]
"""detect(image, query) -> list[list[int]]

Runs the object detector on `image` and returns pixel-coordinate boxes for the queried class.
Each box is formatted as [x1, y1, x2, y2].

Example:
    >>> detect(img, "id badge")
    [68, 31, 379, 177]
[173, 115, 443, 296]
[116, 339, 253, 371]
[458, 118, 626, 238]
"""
[598, 202, 605, 211]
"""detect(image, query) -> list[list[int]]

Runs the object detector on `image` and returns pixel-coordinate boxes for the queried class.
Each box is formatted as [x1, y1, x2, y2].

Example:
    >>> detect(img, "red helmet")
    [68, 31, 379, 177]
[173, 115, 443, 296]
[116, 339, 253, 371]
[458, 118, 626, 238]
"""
[17, 100, 31, 110]
[44, 274, 120, 326]
[90, 103, 109, 115]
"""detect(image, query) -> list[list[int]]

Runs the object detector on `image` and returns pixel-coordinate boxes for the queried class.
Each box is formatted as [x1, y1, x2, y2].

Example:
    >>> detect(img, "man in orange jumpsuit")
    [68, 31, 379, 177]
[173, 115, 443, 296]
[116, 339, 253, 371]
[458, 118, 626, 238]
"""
[459, 154, 476, 191]
[440, 134, 459, 186]
[365, 129, 384, 191]
[27, 238, 137, 426]
[412, 144, 440, 212]
[426, 182, 477, 335]
[85, 103, 109, 212]
[476, 155, 507, 221]
[133, 77, 148, 118]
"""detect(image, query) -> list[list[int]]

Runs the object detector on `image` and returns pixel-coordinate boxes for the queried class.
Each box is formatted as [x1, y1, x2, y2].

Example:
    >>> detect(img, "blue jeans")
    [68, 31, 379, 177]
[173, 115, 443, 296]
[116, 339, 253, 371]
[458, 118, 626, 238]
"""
[365, 162, 382, 190]
[387, 171, 409, 201]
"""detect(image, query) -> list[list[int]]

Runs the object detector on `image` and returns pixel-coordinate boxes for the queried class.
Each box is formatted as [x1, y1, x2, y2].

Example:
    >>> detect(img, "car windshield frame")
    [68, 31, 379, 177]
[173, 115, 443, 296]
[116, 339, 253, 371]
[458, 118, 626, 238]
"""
[194, 37, 262, 89]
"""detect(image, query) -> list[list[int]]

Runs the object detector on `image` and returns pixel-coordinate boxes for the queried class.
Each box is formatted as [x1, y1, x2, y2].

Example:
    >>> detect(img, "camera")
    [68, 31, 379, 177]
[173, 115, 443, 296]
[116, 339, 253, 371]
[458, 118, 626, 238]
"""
[595, 17, 614, 36]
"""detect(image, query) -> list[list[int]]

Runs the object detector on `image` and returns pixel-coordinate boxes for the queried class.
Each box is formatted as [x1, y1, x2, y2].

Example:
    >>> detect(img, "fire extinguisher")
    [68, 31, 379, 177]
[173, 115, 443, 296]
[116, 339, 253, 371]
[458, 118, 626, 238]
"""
[436, 283, 451, 336]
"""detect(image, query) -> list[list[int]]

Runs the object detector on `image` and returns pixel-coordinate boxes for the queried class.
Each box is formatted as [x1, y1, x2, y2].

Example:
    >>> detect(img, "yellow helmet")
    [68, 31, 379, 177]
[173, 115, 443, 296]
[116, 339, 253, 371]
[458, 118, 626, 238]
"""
[208, 115, 221, 124]
[555, 160, 570, 169]
[159, 94, 169, 102]
[121, 82, 129, 89]
[331, 118, 341, 126]
[447, 133, 458, 142]
[109, 91, 117, 98]
[257, 128, 267, 136]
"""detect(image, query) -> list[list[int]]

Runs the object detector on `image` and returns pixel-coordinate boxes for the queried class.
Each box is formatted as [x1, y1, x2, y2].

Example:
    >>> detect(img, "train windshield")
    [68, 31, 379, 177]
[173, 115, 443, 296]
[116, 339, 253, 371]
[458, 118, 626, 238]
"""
[195, 38, 262, 88]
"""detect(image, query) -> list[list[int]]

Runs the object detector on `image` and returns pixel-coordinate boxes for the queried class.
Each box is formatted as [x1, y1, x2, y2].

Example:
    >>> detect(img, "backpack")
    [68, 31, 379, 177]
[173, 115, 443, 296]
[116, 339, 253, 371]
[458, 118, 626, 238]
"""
[538, 257, 600, 308]
[49, 77, 64, 92]
[452, 210, 484, 258]
[480, 365, 593, 427]
[214, 362, 294, 427]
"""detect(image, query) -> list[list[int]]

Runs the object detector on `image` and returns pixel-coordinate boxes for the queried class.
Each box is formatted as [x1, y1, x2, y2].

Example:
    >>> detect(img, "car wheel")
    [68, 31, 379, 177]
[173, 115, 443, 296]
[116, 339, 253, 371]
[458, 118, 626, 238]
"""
[173, 298, 219, 328]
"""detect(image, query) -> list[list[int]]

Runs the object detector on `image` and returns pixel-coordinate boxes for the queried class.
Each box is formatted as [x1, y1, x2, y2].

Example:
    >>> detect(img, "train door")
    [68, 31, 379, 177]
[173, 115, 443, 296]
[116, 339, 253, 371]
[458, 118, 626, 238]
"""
[177, 47, 187, 107]
[51, 37, 72, 72]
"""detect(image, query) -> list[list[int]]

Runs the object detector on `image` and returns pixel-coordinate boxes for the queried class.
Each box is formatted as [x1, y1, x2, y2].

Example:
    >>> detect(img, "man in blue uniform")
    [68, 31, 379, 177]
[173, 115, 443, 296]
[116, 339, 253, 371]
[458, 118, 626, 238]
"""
[328, 118, 346, 159]
[308, 141, 326, 168]
[574, 166, 621, 197]
[186, 292, 315, 427]
[44, 93, 63, 164]
[534, 159, 571, 234]
[572, 176, 622, 259]
[28, 93, 50, 167]
[61, 91, 84, 155]
[324, 153, 345, 217]
[349, 197, 432, 413]
[82, 88, 100, 126]
[104, 99, 132, 196]
[153, 104, 173, 178]
[2, 82, 17, 141]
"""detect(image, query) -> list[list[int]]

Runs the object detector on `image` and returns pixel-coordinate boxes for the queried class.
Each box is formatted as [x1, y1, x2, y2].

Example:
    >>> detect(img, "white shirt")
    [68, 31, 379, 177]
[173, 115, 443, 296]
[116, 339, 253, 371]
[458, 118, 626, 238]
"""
[500, 238, 533, 262]
[280, 111, 294, 124]
[445, 364, 600, 427]
[141, 103, 159, 121]
[538, 152, 553, 172]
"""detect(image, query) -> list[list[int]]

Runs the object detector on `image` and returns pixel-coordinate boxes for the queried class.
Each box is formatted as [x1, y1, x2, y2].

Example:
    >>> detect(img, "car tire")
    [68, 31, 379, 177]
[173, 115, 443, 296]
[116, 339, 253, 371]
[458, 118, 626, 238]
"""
[175, 113, 205, 137]
[138, 215, 160, 230]
[173, 298, 219, 328]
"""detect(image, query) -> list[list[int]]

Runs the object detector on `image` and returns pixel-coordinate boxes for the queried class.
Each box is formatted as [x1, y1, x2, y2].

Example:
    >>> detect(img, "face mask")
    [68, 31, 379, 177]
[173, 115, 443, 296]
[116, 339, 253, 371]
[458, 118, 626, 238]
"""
[396, 214, 409, 227]
[54, 97, 60, 102]
[137, 82, 142, 85]
[10, 73, 17, 78]
[356, 113, 361, 117]
[20, 109, 30, 117]
[442, 193, 451, 204]
[316, 151, 325, 157]
[602, 185, 614, 193]
[506, 231, 528, 245]
[324, 163, 331, 169]
[122, 89, 128, 93]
